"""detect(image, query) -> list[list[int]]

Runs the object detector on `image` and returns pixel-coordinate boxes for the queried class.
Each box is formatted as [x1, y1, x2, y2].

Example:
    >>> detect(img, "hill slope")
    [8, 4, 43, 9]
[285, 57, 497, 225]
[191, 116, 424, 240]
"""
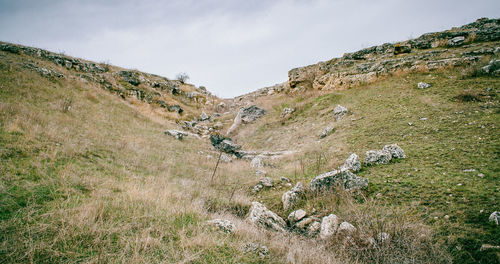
[1, 18, 499, 263]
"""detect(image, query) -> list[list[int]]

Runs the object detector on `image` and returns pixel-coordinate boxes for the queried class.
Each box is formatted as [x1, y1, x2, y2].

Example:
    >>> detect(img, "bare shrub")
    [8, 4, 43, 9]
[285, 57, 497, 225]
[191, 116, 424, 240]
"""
[176, 72, 190, 84]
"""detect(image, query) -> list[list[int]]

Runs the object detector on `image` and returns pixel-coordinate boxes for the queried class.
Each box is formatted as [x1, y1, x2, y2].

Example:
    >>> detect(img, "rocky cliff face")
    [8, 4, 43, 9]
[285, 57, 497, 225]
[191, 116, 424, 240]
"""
[286, 18, 499, 92]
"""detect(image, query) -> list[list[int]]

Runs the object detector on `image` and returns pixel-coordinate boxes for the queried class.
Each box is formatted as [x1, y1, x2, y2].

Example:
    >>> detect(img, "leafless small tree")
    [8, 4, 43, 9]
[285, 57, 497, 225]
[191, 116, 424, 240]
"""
[176, 72, 189, 84]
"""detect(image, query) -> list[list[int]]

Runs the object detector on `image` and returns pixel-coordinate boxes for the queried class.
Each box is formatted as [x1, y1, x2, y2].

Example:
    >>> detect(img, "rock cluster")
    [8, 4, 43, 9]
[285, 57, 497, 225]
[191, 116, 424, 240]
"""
[280, 107, 295, 119]
[319, 126, 335, 138]
[365, 144, 406, 166]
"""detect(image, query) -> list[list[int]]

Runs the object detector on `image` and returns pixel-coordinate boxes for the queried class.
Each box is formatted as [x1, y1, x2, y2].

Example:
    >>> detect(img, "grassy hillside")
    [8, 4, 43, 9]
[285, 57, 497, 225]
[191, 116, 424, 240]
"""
[233, 60, 500, 263]
[1, 40, 499, 263]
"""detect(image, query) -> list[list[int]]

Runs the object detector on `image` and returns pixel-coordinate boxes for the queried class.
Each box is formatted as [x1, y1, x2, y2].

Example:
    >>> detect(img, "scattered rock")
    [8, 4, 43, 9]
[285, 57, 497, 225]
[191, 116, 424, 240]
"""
[209, 133, 242, 158]
[377, 232, 390, 243]
[164, 130, 188, 140]
[489, 211, 499, 225]
[199, 111, 210, 121]
[288, 209, 307, 224]
[417, 82, 431, 89]
[310, 169, 368, 192]
[447, 36, 466, 46]
[319, 126, 335, 138]
[206, 219, 235, 233]
[282, 182, 305, 210]
[382, 144, 406, 159]
[255, 170, 267, 177]
[250, 156, 264, 169]
[252, 177, 273, 194]
[247, 202, 287, 232]
[295, 217, 315, 229]
[333, 105, 348, 121]
[481, 59, 500, 75]
[280, 107, 295, 119]
[280, 177, 291, 183]
[241, 242, 269, 257]
[364, 150, 392, 165]
[340, 153, 361, 172]
[338, 221, 357, 235]
[320, 214, 339, 240]
[480, 244, 500, 251]
[167, 105, 183, 114]
[241, 105, 266, 123]
[226, 105, 265, 135]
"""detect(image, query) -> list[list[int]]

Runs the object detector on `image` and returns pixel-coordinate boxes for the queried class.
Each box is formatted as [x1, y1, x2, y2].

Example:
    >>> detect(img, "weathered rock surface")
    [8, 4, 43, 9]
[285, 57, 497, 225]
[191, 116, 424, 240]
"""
[310, 169, 368, 192]
[308, 221, 321, 236]
[226, 105, 266, 135]
[340, 153, 361, 172]
[252, 177, 274, 193]
[333, 105, 348, 121]
[282, 182, 305, 210]
[164, 130, 188, 140]
[320, 214, 339, 240]
[319, 126, 335, 138]
[206, 219, 235, 233]
[247, 202, 287, 232]
[364, 150, 392, 165]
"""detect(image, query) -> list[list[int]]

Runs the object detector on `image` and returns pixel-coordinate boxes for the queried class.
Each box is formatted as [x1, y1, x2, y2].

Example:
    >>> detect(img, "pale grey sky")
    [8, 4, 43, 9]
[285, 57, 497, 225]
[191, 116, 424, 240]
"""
[1, 0, 499, 97]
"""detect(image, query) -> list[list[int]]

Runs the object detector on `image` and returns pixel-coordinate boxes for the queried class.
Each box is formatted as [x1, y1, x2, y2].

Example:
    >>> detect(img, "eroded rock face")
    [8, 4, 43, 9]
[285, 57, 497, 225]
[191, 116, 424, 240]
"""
[320, 214, 339, 240]
[247, 202, 286, 232]
[285, 18, 500, 92]
[164, 130, 188, 140]
[364, 150, 392, 165]
[310, 169, 368, 192]
[282, 182, 305, 210]
[340, 153, 361, 172]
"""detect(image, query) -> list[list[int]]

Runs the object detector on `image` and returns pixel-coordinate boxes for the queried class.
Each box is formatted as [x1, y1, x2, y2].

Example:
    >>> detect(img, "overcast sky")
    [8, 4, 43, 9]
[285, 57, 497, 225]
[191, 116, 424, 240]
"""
[1, 0, 499, 97]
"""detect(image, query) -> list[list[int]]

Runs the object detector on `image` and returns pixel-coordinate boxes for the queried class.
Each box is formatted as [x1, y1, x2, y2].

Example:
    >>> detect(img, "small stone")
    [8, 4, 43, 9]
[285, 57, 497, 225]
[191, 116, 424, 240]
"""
[480, 244, 500, 251]
[206, 219, 235, 233]
[417, 82, 431, 89]
[259, 177, 273, 187]
[241, 242, 269, 257]
[250, 156, 264, 169]
[280, 107, 295, 119]
[200, 111, 210, 121]
[377, 232, 390, 243]
[164, 130, 188, 140]
[247, 202, 286, 232]
[489, 211, 499, 225]
[338, 221, 356, 235]
[320, 214, 339, 240]
[319, 126, 335, 138]
[420, 117, 428, 121]
[408, 122, 413, 126]
[282, 182, 304, 210]
[287, 209, 307, 224]
[364, 150, 392, 165]
[444, 215, 450, 220]
[307, 221, 321, 236]
[340, 153, 361, 172]
[333, 105, 348, 121]
[478, 173, 485, 178]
